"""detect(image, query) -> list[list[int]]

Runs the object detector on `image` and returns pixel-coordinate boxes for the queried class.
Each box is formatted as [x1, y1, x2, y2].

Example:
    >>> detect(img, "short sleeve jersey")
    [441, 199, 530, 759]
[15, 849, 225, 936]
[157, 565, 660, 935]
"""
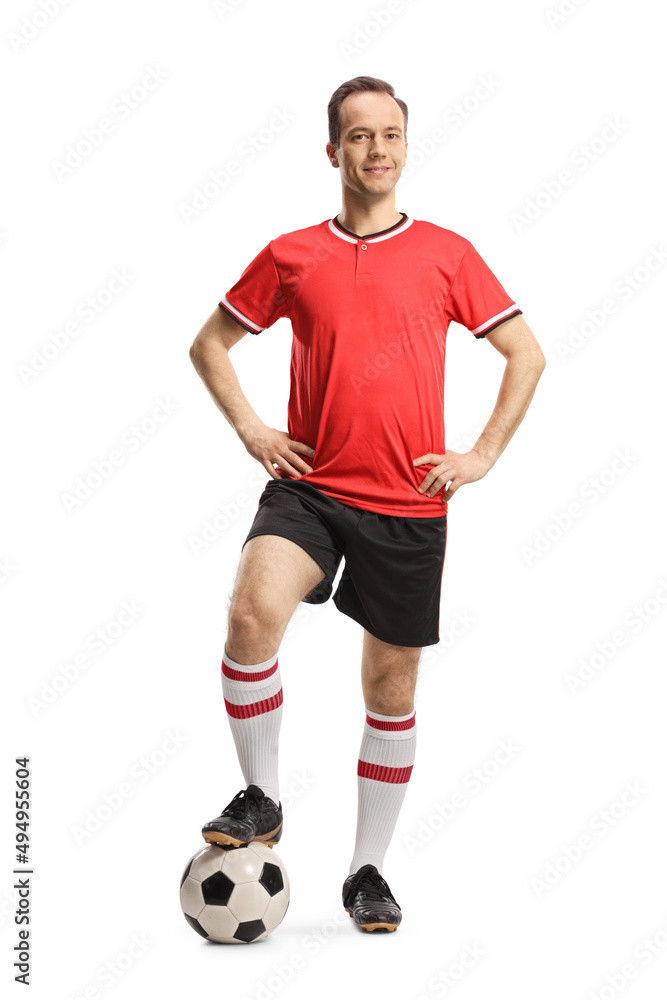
[220, 213, 522, 517]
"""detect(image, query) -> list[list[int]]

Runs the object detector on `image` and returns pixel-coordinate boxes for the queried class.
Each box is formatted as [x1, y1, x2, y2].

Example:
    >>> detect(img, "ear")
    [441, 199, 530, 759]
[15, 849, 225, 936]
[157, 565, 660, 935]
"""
[325, 141, 339, 168]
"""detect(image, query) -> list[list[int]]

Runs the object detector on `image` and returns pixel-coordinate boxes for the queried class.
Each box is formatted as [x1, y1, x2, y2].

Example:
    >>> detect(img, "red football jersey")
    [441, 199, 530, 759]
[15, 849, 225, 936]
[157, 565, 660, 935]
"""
[220, 213, 521, 517]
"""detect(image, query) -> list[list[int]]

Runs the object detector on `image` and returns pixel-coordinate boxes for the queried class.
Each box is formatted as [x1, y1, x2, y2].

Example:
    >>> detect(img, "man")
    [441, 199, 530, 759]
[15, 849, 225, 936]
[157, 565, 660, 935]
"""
[189, 75, 546, 933]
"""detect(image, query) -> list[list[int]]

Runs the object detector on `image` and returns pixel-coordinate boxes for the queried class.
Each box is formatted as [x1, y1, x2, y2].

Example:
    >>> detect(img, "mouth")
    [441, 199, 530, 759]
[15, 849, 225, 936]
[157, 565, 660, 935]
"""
[364, 167, 390, 174]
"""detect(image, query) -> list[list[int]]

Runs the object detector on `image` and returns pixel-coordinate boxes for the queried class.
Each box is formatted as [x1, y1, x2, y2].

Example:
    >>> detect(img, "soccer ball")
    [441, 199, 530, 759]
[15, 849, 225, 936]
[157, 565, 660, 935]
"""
[180, 842, 290, 943]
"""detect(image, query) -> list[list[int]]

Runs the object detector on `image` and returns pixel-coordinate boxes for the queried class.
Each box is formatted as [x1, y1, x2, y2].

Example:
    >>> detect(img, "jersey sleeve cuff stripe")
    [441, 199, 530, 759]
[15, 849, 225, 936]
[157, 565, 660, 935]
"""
[219, 297, 265, 334]
[473, 307, 522, 338]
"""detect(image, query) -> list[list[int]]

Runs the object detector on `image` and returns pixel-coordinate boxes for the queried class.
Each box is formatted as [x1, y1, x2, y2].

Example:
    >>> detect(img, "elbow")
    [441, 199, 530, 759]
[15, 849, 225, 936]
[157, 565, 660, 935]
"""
[536, 348, 547, 375]
[526, 342, 547, 378]
[507, 345, 547, 377]
[189, 337, 202, 367]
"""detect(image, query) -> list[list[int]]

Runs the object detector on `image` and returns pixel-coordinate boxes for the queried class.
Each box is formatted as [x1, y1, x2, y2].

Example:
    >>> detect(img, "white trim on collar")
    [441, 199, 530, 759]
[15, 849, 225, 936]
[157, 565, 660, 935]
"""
[328, 215, 414, 244]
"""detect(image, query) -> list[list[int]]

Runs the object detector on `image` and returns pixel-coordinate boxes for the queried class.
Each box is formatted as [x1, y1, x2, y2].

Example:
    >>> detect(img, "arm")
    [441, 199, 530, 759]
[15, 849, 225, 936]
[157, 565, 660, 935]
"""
[470, 313, 546, 469]
[189, 306, 314, 479]
[413, 313, 546, 500]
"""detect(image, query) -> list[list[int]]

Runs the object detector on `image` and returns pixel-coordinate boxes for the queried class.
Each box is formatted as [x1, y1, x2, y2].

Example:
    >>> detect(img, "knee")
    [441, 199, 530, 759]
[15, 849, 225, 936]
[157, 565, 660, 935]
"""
[226, 604, 283, 660]
[364, 669, 417, 716]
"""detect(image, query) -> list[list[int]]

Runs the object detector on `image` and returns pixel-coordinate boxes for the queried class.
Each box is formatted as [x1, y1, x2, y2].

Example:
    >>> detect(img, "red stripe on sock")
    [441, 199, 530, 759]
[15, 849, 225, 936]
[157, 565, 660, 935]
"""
[365, 712, 415, 731]
[225, 689, 283, 719]
[222, 658, 278, 682]
[357, 759, 414, 783]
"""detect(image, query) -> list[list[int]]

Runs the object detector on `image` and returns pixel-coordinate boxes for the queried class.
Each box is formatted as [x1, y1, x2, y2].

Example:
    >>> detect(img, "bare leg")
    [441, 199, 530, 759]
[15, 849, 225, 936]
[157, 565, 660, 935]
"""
[225, 534, 326, 662]
[361, 630, 422, 715]
[207, 533, 326, 825]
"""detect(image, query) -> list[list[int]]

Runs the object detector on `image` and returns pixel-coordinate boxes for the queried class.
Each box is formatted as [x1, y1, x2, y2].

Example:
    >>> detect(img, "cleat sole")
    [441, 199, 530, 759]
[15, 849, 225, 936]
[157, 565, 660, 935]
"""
[202, 831, 247, 848]
[202, 821, 282, 849]
[251, 822, 282, 847]
[344, 908, 399, 932]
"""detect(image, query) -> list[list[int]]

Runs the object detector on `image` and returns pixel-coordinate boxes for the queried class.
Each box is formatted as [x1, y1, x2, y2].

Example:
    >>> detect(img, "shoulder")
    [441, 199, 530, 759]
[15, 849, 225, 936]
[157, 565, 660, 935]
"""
[410, 218, 472, 254]
[269, 219, 331, 255]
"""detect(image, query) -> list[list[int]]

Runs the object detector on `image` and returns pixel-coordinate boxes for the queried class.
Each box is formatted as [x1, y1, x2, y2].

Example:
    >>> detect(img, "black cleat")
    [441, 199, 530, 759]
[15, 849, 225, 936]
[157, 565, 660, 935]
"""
[342, 864, 402, 932]
[202, 784, 283, 848]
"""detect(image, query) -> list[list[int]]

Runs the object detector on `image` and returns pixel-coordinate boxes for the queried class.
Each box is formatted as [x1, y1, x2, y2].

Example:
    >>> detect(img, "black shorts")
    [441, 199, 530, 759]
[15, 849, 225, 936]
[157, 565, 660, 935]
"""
[241, 478, 448, 648]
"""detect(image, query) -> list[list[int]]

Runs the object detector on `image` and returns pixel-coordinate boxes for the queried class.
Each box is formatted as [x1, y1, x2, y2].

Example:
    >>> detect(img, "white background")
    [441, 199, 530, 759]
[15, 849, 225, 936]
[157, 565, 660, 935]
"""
[3, 0, 666, 997]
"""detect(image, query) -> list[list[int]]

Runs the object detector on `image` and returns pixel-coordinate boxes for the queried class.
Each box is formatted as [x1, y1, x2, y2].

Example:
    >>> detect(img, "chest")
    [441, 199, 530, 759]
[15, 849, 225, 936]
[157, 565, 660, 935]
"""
[286, 247, 450, 334]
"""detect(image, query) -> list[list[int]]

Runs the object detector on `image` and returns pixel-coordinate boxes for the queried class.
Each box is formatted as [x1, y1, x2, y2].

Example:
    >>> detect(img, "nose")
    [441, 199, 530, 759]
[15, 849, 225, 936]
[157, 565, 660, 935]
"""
[368, 136, 388, 158]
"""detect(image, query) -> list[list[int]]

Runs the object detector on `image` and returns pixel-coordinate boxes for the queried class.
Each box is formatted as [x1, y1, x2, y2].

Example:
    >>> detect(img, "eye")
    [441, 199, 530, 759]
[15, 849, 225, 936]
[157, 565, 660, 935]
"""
[350, 132, 400, 140]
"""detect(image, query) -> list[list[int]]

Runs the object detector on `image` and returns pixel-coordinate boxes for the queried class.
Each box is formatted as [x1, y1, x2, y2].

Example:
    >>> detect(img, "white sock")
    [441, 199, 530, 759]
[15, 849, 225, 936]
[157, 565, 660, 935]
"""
[221, 647, 282, 806]
[349, 708, 417, 876]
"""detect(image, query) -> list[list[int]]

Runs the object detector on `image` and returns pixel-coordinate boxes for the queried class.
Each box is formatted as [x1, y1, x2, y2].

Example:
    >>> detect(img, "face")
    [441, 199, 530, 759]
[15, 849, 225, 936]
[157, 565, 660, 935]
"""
[327, 91, 408, 197]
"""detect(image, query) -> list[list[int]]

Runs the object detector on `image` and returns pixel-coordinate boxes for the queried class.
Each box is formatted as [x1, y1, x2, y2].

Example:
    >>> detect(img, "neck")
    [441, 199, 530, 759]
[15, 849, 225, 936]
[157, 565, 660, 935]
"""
[336, 196, 403, 238]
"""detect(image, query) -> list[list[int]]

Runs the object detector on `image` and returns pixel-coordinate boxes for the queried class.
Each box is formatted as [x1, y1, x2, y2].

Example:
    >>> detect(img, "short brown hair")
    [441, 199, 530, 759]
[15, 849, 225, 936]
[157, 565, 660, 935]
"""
[327, 76, 408, 149]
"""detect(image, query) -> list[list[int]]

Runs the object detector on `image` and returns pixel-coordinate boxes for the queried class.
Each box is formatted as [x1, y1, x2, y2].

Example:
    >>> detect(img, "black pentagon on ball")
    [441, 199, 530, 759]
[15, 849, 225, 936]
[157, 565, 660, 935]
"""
[183, 913, 208, 939]
[258, 862, 284, 896]
[201, 870, 235, 906]
[180, 857, 194, 888]
[234, 919, 266, 943]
